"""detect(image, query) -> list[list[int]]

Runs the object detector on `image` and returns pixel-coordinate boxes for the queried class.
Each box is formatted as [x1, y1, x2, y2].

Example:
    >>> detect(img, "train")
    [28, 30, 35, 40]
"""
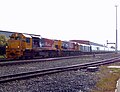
[6, 32, 115, 59]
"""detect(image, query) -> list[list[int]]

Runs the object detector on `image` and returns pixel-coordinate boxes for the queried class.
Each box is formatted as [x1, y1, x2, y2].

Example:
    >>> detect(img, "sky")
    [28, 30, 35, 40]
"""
[0, 0, 120, 49]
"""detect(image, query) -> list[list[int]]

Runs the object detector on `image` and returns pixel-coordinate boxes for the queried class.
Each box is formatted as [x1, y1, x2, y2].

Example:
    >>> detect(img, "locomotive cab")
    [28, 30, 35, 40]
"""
[31, 35, 42, 48]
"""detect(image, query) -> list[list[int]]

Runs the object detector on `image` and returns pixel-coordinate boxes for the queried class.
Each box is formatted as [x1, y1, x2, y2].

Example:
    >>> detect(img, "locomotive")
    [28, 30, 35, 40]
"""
[6, 32, 115, 59]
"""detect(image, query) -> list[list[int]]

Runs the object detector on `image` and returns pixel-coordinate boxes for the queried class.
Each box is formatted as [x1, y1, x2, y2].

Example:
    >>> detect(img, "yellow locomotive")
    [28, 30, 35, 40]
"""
[6, 33, 34, 59]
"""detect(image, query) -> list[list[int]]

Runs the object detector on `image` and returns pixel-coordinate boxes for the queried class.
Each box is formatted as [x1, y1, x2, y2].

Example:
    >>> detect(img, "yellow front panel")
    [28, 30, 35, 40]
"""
[6, 40, 22, 58]
[8, 40, 21, 48]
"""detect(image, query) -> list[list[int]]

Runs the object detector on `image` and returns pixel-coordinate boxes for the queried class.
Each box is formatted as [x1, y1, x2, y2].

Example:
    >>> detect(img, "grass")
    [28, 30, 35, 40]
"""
[92, 65, 120, 92]
[0, 55, 5, 59]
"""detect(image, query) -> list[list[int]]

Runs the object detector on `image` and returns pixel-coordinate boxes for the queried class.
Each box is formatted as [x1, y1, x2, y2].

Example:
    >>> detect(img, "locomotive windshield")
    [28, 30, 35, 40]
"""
[10, 33, 21, 40]
[10, 36, 21, 40]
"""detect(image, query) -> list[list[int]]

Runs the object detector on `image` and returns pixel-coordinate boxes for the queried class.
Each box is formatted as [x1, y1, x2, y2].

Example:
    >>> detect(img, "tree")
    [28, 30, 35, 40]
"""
[0, 34, 8, 46]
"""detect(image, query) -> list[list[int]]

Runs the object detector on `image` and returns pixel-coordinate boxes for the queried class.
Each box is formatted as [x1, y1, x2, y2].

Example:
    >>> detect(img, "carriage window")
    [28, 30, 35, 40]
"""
[26, 38, 30, 43]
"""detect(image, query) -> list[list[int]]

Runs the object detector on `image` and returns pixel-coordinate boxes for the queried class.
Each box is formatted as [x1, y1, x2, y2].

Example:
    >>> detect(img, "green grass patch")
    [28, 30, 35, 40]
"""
[0, 55, 5, 59]
[92, 65, 120, 92]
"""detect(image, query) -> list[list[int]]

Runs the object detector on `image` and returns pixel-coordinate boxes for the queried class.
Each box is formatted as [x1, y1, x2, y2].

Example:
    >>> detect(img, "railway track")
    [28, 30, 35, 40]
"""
[0, 56, 120, 83]
[0, 55, 86, 66]
[0, 53, 117, 66]
[0, 55, 84, 62]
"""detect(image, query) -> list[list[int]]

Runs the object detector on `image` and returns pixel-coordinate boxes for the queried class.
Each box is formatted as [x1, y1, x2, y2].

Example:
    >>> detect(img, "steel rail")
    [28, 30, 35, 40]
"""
[0, 56, 120, 83]
[0, 55, 84, 66]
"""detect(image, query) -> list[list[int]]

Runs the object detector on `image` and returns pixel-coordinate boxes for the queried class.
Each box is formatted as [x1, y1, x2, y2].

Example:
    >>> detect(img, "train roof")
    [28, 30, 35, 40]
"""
[70, 40, 90, 45]
[23, 34, 32, 38]
[31, 35, 41, 38]
[90, 42, 104, 47]
[70, 40, 104, 47]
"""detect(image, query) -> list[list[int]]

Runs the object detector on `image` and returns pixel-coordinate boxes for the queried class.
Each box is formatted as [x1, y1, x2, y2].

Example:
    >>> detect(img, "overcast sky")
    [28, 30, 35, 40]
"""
[0, 0, 120, 49]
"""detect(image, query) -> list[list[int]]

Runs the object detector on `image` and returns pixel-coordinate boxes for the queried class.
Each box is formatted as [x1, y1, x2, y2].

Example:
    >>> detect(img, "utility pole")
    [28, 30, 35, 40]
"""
[115, 5, 118, 53]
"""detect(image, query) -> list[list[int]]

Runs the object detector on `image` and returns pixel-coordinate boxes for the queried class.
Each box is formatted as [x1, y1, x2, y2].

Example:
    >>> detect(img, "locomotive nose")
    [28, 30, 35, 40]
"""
[6, 49, 16, 58]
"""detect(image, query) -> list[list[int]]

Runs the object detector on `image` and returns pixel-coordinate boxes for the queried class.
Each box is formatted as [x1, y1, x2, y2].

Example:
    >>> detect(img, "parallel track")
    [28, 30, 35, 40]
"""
[0, 56, 120, 83]
[0, 53, 116, 66]
[0, 55, 84, 66]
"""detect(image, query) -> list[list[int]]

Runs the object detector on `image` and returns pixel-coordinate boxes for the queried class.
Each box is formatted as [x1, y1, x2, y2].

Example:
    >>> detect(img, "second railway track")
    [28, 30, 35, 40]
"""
[0, 53, 117, 66]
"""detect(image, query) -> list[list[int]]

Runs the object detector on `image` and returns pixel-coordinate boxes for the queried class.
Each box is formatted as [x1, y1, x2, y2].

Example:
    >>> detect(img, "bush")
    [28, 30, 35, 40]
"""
[0, 34, 8, 46]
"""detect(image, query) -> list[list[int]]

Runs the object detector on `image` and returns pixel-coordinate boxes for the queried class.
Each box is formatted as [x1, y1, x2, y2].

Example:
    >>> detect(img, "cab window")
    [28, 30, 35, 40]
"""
[26, 38, 30, 43]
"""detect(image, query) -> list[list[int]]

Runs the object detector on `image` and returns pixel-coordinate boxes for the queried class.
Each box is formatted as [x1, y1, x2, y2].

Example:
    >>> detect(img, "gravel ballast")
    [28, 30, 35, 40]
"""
[0, 70, 98, 92]
[0, 53, 119, 92]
